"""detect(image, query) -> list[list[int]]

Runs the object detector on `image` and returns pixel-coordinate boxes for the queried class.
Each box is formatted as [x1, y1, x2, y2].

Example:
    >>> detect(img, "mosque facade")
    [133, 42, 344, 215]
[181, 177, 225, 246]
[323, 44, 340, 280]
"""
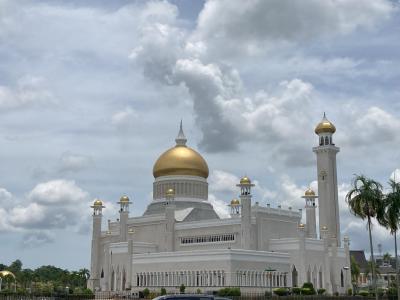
[88, 115, 351, 294]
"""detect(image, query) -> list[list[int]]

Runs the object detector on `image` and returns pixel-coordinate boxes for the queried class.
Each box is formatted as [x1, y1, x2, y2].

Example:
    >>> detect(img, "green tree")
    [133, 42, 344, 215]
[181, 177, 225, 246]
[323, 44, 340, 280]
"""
[382, 179, 400, 300]
[346, 174, 385, 300]
[179, 284, 185, 294]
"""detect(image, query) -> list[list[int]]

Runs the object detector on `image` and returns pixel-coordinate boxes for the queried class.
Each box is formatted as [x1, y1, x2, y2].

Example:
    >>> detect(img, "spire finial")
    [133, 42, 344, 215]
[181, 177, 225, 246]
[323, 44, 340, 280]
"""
[175, 119, 187, 146]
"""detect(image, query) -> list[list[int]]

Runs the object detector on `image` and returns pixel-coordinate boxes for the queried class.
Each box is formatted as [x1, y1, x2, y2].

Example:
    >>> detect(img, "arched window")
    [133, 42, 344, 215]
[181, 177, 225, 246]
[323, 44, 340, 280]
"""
[101, 269, 104, 278]
[320, 137, 324, 146]
[111, 270, 115, 291]
[292, 266, 298, 287]
[325, 136, 329, 145]
[341, 270, 344, 287]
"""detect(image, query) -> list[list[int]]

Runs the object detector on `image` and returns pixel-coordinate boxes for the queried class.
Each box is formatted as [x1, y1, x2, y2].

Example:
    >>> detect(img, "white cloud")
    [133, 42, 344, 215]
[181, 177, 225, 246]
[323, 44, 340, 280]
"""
[208, 194, 230, 219]
[21, 231, 55, 247]
[111, 106, 138, 128]
[28, 179, 89, 206]
[209, 170, 239, 193]
[59, 152, 94, 173]
[0, 76, 55, 110]
[193, 0, 394, 57]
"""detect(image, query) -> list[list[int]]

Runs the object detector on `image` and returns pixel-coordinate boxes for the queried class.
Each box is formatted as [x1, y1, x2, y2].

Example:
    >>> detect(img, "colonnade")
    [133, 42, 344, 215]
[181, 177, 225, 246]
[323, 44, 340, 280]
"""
[234, 271, 287, 287]
[153, 181, 207, 200]
[136, 270, 226, 287]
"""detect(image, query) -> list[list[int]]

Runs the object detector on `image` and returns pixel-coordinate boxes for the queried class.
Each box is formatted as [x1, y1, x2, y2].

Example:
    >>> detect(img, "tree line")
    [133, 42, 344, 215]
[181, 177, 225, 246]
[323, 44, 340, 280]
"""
[346, 174, 400, 299]
[0, 259, 92, 295]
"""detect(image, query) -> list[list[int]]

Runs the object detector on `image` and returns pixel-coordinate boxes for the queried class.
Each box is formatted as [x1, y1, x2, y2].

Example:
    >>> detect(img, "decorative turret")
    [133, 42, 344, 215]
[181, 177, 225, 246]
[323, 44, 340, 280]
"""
[237, 176, 254, 250]
[230, 198, 241, 217]
[301, 188, 317, 239]
[165, 188, 175, 205]
[91, 199, 104, 216]
[118, 195, 131, 242]
[118, 195, 131, 213]
[315, 113, 336, 146]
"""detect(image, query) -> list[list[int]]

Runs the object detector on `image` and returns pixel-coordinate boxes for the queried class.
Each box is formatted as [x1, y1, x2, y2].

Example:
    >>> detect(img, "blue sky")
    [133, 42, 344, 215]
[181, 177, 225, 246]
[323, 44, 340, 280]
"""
[0, 0, 399, 270]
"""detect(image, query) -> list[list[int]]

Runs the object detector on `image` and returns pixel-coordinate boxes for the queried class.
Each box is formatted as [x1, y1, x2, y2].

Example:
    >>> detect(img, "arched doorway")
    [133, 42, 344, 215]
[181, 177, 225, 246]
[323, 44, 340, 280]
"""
[292, 266, 298, 287]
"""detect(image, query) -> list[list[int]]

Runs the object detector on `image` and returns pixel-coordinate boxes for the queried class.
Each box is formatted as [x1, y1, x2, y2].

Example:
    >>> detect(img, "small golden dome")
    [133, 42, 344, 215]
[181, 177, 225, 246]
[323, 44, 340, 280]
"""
[298, 223, 305, 229]
[321, 225, 328, 231]
[315, 113, 336, 134]
[231, 198, 240, 206]
[93, 199, 103, 206]
[120, 195, 130, 203]
[0, 270, 16, 279]
[304, 188, 315, 197]
[166, 188, 175, 197]
[240, 176, 251, 185]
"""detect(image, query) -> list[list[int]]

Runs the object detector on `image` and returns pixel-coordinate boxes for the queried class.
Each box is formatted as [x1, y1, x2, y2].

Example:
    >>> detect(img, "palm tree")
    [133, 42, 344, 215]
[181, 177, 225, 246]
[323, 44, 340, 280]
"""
[346, 175, 385, 300]
[383, 179, 400, 299]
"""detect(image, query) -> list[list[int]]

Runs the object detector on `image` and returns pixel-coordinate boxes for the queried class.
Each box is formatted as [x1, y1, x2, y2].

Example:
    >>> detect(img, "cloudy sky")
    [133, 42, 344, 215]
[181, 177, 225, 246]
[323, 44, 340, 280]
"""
[0, 0, 399, 270]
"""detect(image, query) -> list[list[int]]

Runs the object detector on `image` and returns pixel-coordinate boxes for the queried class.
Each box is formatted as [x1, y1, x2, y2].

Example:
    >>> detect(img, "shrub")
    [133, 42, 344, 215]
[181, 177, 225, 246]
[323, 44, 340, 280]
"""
[301, 288, 315, 295]
[160, 287, 166, 295]
[179, 284, 185, 294]
[317, 288, 326, 295]
[347, 288, 352, 296]
[273, 288, 289, 296]
[196, 288, 202, 294]
[265, 291, 272, 297]
[358, 290, 369, 297]
[218, 287, 241, 296]
[388, 287, 397, 295]
[292, 287, 301, 295]
[301, 282, 316, 295]
[142, 288, 150, 298]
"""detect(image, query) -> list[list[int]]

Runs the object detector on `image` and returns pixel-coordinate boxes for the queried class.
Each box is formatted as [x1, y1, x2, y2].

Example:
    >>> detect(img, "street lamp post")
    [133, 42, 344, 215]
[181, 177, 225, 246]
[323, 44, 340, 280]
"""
[265, 268, 276, 298]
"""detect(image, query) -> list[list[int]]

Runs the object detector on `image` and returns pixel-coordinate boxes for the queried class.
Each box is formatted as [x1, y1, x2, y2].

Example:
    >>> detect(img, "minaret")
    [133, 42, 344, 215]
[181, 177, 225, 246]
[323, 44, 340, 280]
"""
[118, 195, 131, 242]
[237, 176, 254, 250]
[165, 188, 176, 252]
[313, 113, 341, 246]
[301, 188, 317, 239]
[88, 199, 105, 291]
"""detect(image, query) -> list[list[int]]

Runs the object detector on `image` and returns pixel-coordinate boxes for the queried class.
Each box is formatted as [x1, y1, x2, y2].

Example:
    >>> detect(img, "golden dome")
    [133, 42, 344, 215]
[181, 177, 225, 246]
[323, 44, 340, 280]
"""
[93, 199, 103, 206]
[240, 176, 251, 185]
[153, 145, 209, 178]
[315, 113, 336, 134]
[231, 198, 240, 206]
[120, 195, 130, 203]
[304, 188, 315, 197]
[0, 270, 16, 278]
[298, 223, 305, 229]
[166, 188, 175, 197]
[153, 122, 209, 178]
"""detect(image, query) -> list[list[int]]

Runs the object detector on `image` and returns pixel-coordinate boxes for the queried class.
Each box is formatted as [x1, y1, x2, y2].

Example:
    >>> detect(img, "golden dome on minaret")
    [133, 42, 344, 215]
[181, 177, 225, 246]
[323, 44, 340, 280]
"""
[153, 121, 209, 179]
[304, 188, 315, 197]
[315, 113, 336, 134]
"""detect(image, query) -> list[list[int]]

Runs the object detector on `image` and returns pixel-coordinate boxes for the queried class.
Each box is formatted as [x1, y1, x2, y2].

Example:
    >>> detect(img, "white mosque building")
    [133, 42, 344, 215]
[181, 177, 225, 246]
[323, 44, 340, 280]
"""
[88, 115, 351, 295]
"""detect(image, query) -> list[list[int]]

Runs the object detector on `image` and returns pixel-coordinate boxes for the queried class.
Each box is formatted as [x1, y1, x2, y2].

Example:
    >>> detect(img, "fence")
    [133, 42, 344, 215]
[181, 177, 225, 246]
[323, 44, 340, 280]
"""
[0, 294, 389, 300]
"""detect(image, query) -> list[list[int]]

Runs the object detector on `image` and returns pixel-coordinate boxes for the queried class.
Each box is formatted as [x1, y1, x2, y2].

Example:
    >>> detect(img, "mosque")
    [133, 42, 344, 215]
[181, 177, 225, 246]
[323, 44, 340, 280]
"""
[87, 115, 351, 295]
